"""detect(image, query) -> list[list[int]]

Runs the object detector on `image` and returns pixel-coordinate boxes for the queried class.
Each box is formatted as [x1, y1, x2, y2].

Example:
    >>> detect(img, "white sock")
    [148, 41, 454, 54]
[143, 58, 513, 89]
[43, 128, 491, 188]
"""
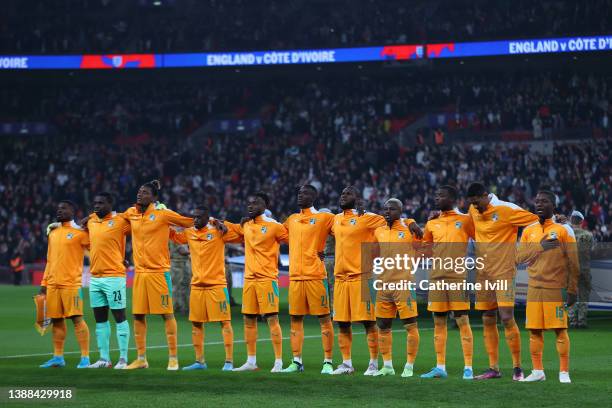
[294, 356, 303, 364]
[383, 359, 393, 368]
[437, 364, 446, 371]
[343, 359, 352, 367]
[405, 362, 414, 369]
[324, 358, 332, 364]
[533, 369, 544, 375]
[247, 355, 256, 365]
[274, 358, 283, 366]
[464, 366, 472, 371]
[369, 359, 378, 367]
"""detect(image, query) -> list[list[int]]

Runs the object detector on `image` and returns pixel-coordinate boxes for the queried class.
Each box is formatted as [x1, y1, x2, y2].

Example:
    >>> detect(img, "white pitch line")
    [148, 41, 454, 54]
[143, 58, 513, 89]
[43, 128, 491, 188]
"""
[0, 328, 436, 360]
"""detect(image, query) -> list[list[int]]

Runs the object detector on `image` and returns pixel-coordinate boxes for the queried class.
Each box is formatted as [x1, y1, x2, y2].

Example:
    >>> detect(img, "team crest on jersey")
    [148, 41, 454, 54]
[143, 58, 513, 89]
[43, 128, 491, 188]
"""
[108, 220, 115, 227]
[549, 231, 558, 239]
[492, 213, 499, 222]
[455, 221, 462, 229]
[398, 231, 405, 239]
[149, 214, 156, 221]
[206, 233, 213, 241]
[309, 218, 316, 225]
[261, 226, 268, 234]
[66, 233, 74, 240]
[350, 218, 357, 226]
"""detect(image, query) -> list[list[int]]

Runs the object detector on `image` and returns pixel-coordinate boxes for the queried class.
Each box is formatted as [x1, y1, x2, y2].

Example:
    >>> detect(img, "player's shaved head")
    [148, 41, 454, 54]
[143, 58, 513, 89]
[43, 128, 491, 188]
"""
[385, 198, 403, 208]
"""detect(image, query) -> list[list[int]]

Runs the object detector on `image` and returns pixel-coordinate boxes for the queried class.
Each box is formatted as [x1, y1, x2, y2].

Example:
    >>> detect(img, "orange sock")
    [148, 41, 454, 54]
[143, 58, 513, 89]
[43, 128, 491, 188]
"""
[319, 318, 334, 360]
[366, 325, 378, 361]
[405, 322, 419, 364]
[378, 328, 392, 362]
[433, 315, 447, 366]
[456, 315, 473, 367]
[192, 324, 204, 362]
[164, 318, 178, 358]
[290, 318, 304, 359]
[482, 314, 499, 369]
[338, 326, 352, 361]
[503, 319, 521, 368]
[556, 329, 570, 372]
[52, 319, 66, 356]
[267, 315, 283, 360]
[529, 330, 544, 370]
[73, 319, 90, 357]
[244, 317, 258, 357]
[134, 318, 147, 358]
[221, 321, 233, 362]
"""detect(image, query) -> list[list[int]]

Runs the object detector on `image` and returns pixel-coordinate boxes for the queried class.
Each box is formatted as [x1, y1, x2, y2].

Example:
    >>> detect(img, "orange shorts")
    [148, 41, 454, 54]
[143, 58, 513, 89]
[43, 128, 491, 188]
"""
[333, 279, 375, 322]
[525, 287, 568, 330]
[475, 277, 515, 310]
[132, 272, 173, 315]
[46, 286, 83, 318]
[289, 279, 330, 316]
[242, 280, 279, 315]
[428, 282, 470, 312]
[189, 286, 231, 323]
[375, 290, 418, 319]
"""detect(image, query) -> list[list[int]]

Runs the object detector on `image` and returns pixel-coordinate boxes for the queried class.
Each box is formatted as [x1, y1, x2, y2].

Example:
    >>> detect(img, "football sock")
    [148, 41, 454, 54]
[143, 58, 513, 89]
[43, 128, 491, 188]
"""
[134, 318, 147, 358]
[52, 319, 66, 356]
[320, 318, 334, 360]
[405, 322, 419, 365]
[378, 328, 392, 362]
[482, 314, 499, 369]
[115, 320, 130, 361]
[433, 315, 447, 367]
[244, 317, 258, 358]
[221, 321, 233, 362]
[267, 315, 283, 360]
[529, 330, 544, 370]
[164, 318, 177, 358]
[290, 318, 304, 359]
[503, 318, 521, 367]
[456, 315, 473, 367]
[366, 326, 378, 361]
[74, 319, 90, 358]
[95, 321, 111, 361]
[556, 329, 570, 372]
[338, 327, 352, 361]
[192, 325, 204, 363]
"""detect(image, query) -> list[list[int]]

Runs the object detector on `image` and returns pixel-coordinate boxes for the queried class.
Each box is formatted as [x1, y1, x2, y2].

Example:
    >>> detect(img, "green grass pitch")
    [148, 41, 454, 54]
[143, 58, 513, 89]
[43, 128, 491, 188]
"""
[0, 285, 611, 407]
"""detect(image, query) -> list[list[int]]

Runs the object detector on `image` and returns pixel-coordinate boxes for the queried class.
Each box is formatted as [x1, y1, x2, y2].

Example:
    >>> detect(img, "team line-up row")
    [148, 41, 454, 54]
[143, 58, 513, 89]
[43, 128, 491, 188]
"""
[38, 180, 579, 383]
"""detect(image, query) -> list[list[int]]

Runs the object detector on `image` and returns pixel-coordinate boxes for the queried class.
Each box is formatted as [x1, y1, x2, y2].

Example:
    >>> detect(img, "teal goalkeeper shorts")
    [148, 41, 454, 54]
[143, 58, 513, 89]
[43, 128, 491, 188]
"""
[89, 277, 127, 309]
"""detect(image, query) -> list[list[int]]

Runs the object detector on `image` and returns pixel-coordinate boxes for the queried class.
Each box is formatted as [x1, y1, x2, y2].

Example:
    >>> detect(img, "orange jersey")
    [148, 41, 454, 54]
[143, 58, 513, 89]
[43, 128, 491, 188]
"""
[374, 219, 420, 281]
[283, 207, 334, 281]
[123, 204, 193, 274]
[469, 194, 538, 278]
[517, 218, 580, 293]
[87, 212, 131, 278]
[423, 209, 474, 280]
[171, 220, 242, 287]
[226, 215, 288, 281]
[42, 221, 90, 288]
[332, 210, 387, 280]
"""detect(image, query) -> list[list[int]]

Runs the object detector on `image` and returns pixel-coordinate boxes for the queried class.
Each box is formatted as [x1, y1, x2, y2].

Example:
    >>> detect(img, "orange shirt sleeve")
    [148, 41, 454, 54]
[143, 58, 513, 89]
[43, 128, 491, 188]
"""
[365, 213, 386, 229]
[162, 209, 194, 228]
[276, 223, 289, 243]
[41, 236, 51, 287]
[508, 206, 539, 227]
[222, 223, 244, 243]
[224, 221, 244, 242]
[170, 229, 188, 244]
[80, 230, 90, 250]
[562, 227, 580, 294]
[464, 216, 475, 239]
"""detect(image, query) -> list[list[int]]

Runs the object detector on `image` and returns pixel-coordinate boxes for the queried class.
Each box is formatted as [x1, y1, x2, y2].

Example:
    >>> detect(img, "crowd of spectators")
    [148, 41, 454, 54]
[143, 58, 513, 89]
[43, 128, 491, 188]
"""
[3, 0, 612, 54]
[1, 72, 610, 263]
